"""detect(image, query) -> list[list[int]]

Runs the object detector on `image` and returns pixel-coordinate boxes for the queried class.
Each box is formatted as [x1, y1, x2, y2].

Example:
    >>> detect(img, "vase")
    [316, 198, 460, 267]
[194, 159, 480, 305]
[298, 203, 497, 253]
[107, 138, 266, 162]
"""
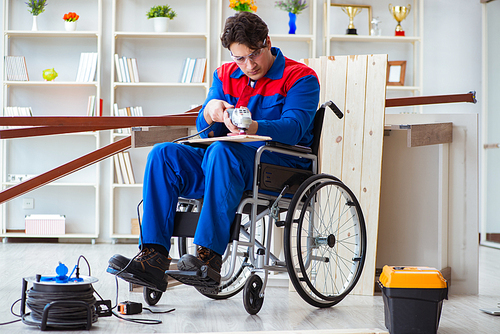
[153, 17, 169, 33]
[65, 21, 77, 31]
[32, 15, 38, 31]
[288, 12, 297, 34]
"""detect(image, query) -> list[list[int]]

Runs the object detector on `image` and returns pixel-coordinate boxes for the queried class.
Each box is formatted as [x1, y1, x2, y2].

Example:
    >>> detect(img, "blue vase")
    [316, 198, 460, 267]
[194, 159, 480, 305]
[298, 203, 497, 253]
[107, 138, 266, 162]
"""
[288, 12, 297, 34]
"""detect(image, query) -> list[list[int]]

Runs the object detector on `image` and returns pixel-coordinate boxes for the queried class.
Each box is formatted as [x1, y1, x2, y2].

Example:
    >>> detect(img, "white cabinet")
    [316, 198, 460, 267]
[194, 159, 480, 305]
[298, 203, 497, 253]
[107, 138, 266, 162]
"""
[324, 0, 423, 97]
[109, 0, 211, 241]
[1, 0, 102, 242]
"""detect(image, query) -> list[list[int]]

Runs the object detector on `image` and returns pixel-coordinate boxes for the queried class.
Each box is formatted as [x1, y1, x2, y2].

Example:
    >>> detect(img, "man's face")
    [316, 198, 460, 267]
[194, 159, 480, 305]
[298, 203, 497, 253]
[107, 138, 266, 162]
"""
[229, 38, 274, 81]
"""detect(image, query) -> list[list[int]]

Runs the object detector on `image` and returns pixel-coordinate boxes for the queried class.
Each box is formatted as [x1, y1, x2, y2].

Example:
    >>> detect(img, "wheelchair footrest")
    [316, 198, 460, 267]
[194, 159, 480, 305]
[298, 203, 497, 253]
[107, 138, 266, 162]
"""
[106, 266, 166, 292]
[166, 267, 220, 295]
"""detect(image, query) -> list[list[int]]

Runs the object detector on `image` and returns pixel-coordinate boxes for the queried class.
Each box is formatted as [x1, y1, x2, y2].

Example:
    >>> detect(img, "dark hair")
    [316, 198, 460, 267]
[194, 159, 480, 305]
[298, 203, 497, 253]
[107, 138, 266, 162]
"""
[221, 12, 269, 50]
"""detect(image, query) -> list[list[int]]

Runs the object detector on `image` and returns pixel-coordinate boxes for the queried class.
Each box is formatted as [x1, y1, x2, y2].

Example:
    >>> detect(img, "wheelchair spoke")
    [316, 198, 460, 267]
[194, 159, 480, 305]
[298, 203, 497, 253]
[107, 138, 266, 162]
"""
[285, 175, 367, 307]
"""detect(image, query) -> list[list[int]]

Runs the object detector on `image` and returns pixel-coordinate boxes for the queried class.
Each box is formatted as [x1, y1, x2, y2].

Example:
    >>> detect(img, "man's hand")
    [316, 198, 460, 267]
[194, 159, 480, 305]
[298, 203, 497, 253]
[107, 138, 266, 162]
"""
[203, 100, 233, 124]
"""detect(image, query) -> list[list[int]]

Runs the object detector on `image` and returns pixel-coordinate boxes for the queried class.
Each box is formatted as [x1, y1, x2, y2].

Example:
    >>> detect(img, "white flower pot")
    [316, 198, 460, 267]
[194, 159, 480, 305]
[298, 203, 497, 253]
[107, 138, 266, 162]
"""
[32, 16, 38, 31]
[65, 21, 77, 31]
[153, 17, 169, 33]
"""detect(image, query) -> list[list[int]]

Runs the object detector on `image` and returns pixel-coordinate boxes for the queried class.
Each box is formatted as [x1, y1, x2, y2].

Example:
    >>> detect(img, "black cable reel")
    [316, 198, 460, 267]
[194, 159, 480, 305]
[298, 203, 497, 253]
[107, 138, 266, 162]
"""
[20, 262, 110, 331]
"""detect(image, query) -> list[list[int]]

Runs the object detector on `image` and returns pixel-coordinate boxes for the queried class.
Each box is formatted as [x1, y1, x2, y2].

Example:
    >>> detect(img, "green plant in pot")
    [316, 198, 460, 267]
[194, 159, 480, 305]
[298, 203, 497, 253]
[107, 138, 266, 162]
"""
[146, 5, 177, 32]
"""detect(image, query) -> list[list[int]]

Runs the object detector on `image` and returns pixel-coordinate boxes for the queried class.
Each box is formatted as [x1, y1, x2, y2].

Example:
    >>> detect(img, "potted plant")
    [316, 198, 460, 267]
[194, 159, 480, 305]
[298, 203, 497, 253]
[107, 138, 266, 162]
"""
[63, 12, 80, 32]
[229, 0, 257, 12]
[146, 5, 177, 33]
[26, 0, 48, 31]
[275, 0, 308, 34]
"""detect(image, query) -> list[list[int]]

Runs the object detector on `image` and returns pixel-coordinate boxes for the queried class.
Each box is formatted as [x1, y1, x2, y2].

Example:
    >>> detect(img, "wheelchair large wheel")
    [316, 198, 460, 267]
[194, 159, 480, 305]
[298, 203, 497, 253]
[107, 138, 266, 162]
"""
[180, 214, 266, 300]
[284, 174, 366, 308]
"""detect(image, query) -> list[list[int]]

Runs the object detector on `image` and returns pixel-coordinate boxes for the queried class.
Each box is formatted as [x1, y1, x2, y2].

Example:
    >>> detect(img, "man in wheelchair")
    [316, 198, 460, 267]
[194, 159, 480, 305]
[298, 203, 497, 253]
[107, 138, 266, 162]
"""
[107, 11, 320, 292]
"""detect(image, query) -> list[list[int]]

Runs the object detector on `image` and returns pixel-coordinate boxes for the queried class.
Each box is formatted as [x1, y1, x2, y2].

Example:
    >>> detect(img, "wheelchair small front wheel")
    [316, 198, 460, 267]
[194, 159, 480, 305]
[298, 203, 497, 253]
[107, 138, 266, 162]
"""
[143, 287, 163, 306]
[243, 274, 264, 315]
[284, 174, 367, 308]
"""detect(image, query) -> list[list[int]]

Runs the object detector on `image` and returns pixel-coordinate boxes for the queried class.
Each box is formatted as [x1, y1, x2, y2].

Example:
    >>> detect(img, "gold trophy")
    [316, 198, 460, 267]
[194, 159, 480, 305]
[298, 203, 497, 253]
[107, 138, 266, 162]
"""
[342, 6, 362, 35]
[388, 4, 411, 36]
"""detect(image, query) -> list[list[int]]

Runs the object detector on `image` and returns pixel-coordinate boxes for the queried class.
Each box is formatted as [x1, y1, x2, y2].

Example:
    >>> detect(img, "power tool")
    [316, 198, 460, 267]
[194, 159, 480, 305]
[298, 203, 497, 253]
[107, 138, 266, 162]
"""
[226, 107, 252, 135]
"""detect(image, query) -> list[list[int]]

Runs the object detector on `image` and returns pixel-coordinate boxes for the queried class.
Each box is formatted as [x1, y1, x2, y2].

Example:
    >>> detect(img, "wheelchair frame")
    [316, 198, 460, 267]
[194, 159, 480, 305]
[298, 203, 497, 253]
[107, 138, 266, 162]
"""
[143, 102, 367, 315]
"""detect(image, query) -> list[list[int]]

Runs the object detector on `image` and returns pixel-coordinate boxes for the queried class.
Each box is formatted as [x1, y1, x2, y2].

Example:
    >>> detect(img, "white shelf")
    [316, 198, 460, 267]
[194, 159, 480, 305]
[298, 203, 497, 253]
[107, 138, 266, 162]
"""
[1, 232, 98, 239]
[4, 30, 99, 37]
[113, 82, 208, 88]
[1, 0, 103, 241]
[112, 183, 143, 188]
[109, 0, 211, 239]
[328, 34, 421, 44]
[114, 31, 208, 39]
[3, 81, 98, 87]
[324, 0, 424, 98]
[270, 33, 315, 42]
[3, 182, 98, 187]
[111, 233, 139, 239]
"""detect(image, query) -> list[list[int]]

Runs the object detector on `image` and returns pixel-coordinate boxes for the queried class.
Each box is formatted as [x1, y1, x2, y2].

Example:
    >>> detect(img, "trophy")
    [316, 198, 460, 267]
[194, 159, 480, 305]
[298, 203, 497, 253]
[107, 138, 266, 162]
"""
[388, 4, 411, 36]
[342, 6, 362, 35]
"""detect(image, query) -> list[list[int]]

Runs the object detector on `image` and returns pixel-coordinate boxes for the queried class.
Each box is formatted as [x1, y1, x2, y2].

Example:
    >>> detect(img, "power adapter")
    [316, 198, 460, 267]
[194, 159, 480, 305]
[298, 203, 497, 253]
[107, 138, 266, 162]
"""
[118, 301, 142, 315]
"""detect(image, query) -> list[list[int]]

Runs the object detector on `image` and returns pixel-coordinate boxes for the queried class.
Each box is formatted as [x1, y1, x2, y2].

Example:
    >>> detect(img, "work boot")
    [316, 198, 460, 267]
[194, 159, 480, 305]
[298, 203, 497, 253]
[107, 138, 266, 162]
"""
[107, 247, 171, 292]
[177, 247, 222, 284]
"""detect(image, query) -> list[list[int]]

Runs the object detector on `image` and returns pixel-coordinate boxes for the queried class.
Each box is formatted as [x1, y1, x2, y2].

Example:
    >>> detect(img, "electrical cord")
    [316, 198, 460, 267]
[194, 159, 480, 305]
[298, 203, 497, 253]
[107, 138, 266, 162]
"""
[0, 299, 22, 325]
[109, 200, 175, 325]
[172, 121, 214, 143]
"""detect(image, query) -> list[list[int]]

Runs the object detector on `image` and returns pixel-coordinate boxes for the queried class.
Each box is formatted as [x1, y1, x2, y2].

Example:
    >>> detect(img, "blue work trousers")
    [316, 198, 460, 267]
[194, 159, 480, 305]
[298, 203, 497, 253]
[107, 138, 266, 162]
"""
[140, 141, 308, 255]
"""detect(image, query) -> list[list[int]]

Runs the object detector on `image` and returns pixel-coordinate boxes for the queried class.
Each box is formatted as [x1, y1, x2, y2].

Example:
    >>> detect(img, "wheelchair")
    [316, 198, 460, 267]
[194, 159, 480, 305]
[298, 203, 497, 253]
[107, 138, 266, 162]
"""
[141, 101, 367, 315]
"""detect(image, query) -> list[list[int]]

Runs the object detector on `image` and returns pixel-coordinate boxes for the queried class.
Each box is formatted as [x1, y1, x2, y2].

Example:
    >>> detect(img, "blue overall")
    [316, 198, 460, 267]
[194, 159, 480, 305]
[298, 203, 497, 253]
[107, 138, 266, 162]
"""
[140, 47, 320, 255]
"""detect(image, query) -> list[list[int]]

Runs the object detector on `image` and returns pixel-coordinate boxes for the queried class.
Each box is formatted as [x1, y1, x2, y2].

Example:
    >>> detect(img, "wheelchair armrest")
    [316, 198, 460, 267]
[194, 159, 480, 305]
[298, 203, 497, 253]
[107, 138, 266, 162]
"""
[264, 141, 312, 154]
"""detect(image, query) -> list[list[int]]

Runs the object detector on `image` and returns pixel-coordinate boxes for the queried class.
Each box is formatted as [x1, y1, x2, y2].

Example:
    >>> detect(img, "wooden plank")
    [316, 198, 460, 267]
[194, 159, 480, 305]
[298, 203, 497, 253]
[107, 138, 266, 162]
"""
[131, 126, 190, 148]
[341, 55, 368, 200]
[408, 122, 453, 147]
[385, 92, 476, 108]
[0, 114, 198, 128]
[354, 54, 387, 296]
[0, 137, 131, 204]
[320, 56, 347, 179]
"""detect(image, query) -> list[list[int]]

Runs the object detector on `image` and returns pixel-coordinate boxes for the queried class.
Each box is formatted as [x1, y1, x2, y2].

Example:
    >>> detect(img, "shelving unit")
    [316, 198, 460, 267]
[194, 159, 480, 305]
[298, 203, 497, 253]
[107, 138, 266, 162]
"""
[109, 0, 211, 242]
[1, 0, 102, 242]
[217, 0, 318, 65]
[325, 0, 423, 97]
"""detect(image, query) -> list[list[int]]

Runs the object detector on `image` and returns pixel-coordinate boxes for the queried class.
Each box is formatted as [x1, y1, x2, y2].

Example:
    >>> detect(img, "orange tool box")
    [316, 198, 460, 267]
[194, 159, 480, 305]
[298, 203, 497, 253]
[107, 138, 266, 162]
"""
[378, 265, 448, 334]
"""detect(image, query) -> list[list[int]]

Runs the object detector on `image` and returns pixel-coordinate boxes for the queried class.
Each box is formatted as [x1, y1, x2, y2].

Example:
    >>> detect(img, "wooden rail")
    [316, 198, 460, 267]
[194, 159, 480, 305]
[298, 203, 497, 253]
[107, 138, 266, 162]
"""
[0, 93, 476, 204]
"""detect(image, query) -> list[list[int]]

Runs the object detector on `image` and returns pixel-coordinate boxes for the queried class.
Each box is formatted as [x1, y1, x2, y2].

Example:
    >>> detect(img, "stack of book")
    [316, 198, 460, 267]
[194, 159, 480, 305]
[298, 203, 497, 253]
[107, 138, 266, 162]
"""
[76, 52, 98, 82]
[86, 96, 103, 116]
[4, 56, 29, 81]
[113, 103, 143, 134]
[180, 58, 207, 83]
[114, 54, 140, 83]
[113, 151, 135, 184]
[3, 106, 32, 116]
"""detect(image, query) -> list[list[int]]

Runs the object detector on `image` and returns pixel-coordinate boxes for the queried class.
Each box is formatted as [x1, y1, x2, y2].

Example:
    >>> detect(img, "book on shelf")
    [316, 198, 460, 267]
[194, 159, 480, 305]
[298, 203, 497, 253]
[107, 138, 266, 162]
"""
[3, 106, 32, 117]
[114, 55, 140, 83]
[113, 154, 124, 184]
[117, 152, 130, 184]
[180, 58, 206, 83]
[114, 151, 135, 185]
[123, 151, 136, 184]
[113, 151, 136, 185]
[76, 52, 98, 82]
[86, 95, 103, 116]
[4, 56, 29, 81]
[113, 103, 143, 134]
